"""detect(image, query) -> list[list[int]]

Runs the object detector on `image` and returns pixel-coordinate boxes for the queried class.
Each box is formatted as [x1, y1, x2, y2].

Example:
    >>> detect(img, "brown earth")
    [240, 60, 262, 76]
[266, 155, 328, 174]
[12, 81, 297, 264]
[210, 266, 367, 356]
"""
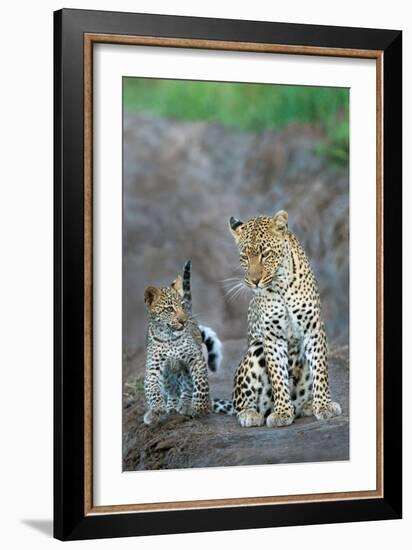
[123, 341, 349, 471]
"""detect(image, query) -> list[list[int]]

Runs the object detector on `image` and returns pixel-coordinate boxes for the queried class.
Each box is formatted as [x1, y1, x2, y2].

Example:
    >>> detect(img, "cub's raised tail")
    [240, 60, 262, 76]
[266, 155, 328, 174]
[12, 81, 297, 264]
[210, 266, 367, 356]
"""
[182, 259, 192, 312]
[182, 260, 223, 373]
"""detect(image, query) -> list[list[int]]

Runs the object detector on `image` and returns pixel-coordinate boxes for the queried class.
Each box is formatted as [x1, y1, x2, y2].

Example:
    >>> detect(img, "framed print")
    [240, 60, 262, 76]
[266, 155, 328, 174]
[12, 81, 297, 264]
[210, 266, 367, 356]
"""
[54, 8, 402, 541]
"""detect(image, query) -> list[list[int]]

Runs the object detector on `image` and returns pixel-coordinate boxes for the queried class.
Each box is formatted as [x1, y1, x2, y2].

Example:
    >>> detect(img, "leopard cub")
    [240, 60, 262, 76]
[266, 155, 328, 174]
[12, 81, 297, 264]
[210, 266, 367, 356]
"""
[143, 260, 222, 425]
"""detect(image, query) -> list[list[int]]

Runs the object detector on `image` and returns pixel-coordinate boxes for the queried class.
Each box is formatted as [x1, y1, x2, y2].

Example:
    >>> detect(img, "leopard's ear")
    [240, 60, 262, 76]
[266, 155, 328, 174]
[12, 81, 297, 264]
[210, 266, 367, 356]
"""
[170, 275, 184, 297]
[144, 286, 161, 308]
[229, 216, 244, 242]
[272, 210, 288, 233]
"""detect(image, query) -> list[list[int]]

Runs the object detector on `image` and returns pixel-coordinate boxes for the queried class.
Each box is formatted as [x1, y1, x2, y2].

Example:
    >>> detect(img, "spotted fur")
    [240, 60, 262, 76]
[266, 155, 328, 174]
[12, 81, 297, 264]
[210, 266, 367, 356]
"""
[216, 210, 341, 428]
[183, 260, 223, 372]
[182, 259, 192, 312]
[212, 398, 235, 415]
[143, 261, 221, 425]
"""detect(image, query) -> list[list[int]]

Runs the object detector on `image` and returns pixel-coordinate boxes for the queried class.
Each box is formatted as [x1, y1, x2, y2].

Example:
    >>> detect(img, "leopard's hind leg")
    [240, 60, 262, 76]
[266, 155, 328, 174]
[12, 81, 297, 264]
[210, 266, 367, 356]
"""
[177, 370, 193, 416]
[288, 340, 313, 418]
[234, 340, 272, 428]
[300, 399, 314, 417]
[163, 368, 181, 414]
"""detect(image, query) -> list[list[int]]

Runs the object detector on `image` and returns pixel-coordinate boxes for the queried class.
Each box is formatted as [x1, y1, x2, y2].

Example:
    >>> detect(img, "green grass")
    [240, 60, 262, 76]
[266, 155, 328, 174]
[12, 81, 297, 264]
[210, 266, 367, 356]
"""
[123, 78, 349, 164]
[125, 376, 144, 394]
[318, 116, 350, 166]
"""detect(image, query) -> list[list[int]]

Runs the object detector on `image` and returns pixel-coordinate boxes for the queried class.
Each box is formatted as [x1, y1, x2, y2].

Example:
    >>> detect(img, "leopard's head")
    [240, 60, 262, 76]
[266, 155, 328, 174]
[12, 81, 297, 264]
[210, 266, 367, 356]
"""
[144, 275, 188, 331]
[229, 210, 289, 290]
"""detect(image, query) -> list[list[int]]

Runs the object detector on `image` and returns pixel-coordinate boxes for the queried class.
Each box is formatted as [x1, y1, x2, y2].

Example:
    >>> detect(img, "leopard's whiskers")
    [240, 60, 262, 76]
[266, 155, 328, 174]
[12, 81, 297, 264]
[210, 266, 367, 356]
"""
[220, 276, 243, 283]
[223, 280, 251, 303]
[223, 281, 243, 298]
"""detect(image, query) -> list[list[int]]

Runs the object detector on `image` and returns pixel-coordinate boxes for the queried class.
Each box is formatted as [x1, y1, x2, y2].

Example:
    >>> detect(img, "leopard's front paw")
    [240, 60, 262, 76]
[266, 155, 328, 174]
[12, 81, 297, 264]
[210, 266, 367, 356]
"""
[313, 401, 342, 420]
[143, 408, 166, 425]
[191, 400, 212, 417]
[266, 409, 294, 428]
[237, 409, 265, 428]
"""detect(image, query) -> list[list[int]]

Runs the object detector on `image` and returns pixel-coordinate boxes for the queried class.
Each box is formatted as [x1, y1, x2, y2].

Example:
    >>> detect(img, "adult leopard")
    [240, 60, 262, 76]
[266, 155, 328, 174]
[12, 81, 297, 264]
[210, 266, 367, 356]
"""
[214, 210, 341, 428]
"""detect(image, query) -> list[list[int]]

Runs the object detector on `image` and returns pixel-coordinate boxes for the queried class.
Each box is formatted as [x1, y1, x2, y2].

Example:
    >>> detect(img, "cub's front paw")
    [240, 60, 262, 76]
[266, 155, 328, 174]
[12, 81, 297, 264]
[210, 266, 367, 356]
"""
[177, 401, 193, 416]
[266, 409, 294, 428]
[313, 401, 342, 420]
[143, 408, 166, 426]
[237, 409, 265, 428]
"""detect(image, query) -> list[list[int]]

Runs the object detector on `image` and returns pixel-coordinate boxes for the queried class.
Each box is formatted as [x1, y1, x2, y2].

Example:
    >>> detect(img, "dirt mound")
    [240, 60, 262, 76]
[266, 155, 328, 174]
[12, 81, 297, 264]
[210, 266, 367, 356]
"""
[123, 341, 349, 471]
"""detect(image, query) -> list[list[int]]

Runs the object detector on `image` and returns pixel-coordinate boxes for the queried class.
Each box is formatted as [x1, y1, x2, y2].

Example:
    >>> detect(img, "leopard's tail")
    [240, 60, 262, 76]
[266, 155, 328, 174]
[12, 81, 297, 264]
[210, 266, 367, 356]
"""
[200, 325, 223, 372]
[182, 259, 192, 312]
[182, 260, 223, 372]
[212, 398, 235, 415]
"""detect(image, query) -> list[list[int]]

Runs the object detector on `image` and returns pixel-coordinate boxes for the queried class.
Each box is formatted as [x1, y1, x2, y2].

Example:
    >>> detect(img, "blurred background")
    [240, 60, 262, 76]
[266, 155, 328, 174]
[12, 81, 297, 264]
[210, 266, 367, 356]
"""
[123, 78, 349, 355]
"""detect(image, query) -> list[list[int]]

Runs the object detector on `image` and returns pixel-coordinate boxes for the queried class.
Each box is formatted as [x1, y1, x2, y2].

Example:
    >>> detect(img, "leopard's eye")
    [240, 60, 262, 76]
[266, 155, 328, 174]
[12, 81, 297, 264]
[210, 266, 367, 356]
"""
[239, 253, 248, 263]
[261, 250, 271, 259]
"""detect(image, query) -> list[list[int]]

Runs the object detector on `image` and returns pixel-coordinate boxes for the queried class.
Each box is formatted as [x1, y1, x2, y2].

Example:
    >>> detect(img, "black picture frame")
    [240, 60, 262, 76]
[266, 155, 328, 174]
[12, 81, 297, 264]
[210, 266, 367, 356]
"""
[54, 8, 402, 541]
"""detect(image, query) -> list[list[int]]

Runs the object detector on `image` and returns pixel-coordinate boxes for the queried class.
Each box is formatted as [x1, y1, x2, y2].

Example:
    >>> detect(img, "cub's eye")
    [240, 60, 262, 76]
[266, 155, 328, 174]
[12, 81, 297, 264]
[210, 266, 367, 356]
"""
[239, 253, 248, 262]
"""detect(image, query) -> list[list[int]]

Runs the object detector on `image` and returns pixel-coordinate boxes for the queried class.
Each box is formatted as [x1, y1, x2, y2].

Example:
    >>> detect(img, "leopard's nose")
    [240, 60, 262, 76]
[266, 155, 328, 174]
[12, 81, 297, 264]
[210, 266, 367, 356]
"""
[249, 277, 261, 287]
[175, 310, 187, 325]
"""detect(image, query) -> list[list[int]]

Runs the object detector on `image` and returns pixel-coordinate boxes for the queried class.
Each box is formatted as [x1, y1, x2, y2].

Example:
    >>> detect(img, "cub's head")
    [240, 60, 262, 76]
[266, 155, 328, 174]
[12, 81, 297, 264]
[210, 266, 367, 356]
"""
[229, 210, 289, 290]
[144, 275, 188, 331]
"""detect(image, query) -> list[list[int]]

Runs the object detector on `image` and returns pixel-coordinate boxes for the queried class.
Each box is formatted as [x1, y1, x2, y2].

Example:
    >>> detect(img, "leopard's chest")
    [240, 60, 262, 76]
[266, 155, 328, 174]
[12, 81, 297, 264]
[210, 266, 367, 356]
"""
[250, 292, 304, 341]
[165, 338, 196, 360]
[148, 325, 198, 362]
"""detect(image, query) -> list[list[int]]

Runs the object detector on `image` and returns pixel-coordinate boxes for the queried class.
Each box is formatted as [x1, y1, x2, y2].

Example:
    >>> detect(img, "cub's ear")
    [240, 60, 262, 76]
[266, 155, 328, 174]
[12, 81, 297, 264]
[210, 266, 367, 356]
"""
[272, 210, 288, 233]
[144, 286, 160, 308]
[170, 275, 184, 297]
[229, 216, 244, 242]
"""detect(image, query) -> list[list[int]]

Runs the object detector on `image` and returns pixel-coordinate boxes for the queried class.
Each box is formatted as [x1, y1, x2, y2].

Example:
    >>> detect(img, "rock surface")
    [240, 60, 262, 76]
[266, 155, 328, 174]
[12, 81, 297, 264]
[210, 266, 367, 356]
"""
[123, 341, 349, 471]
